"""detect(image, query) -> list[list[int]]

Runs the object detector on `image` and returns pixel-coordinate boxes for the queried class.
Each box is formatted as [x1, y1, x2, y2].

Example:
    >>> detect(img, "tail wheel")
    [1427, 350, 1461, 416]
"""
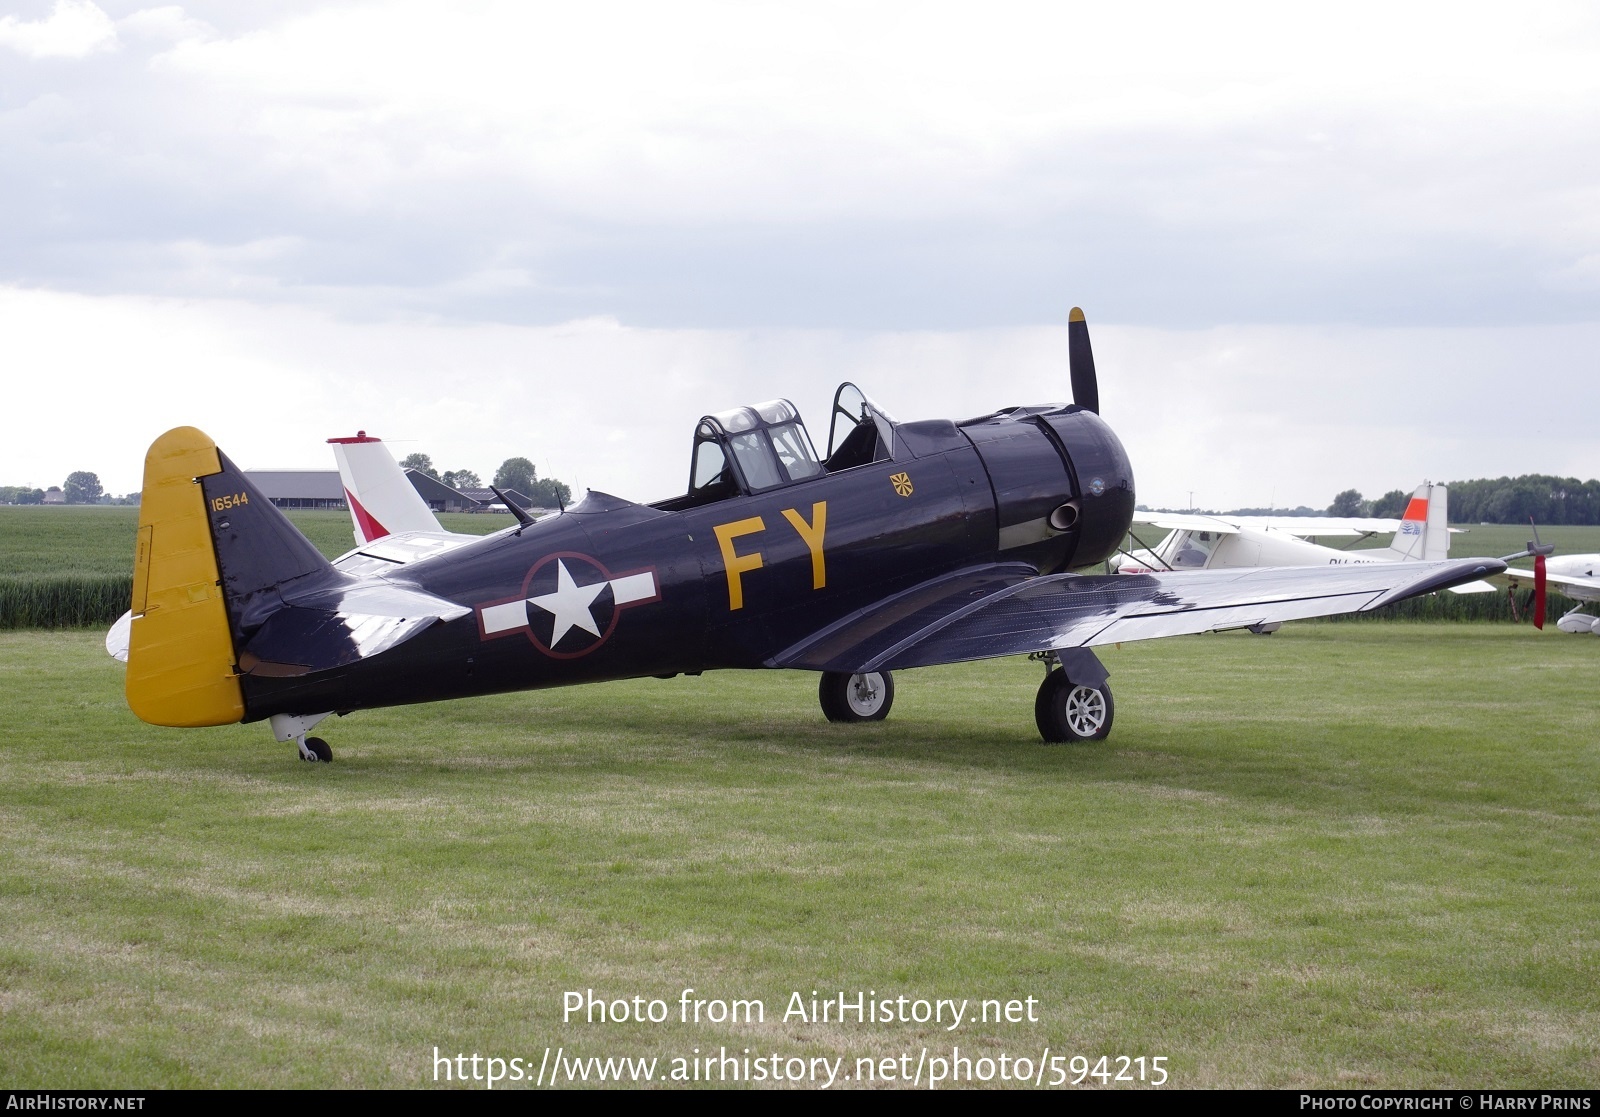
[1035, 671, 1114, 743]
[299, 736, 333, 762]
[819, 671, 895, 723]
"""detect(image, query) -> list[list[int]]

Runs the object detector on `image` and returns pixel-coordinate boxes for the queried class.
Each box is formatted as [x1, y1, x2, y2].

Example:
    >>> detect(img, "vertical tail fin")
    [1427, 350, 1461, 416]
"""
[328, 432, 444, 545]
[126, 427, 343, 728]
[126, 427, 245, 727]
[1385, 481, 1450, 562]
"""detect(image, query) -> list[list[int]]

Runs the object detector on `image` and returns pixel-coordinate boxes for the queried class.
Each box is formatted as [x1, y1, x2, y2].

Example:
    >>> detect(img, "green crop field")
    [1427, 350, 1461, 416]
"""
[1, 625, 1595, 1088]
[0, 508, 517, 629]
[0, 506, 517, 576]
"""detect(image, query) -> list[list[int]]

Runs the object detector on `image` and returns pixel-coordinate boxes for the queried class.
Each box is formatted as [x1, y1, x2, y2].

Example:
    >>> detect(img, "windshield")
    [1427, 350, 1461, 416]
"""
[769, 421, 822, 481]
[729, 431, 783, 490]
[692, 436, 728, 490]
[1169, 530, 1218, 569]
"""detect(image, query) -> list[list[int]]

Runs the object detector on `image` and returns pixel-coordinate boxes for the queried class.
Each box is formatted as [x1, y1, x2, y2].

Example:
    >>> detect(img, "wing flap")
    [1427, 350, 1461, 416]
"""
[771, 563, 1037, 672]
[775, 559, 1507, 674]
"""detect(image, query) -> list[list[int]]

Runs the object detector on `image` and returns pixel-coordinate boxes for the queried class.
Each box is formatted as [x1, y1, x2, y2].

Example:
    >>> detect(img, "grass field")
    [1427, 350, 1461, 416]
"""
[1, 624, 1595, 1088]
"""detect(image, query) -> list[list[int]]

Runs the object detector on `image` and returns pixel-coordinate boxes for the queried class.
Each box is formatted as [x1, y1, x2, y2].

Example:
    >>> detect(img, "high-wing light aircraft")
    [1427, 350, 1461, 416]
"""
[118, 310, 1509, 760]
[1506, 556, 1600, 633]
[1114, 484, 1495, 596]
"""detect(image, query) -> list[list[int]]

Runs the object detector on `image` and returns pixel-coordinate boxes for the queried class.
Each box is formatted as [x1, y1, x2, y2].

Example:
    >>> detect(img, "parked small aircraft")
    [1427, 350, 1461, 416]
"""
[1114, 484, 1494, 596]
[117, 310, 1509, 759]
[1506, 555, 1600, 634]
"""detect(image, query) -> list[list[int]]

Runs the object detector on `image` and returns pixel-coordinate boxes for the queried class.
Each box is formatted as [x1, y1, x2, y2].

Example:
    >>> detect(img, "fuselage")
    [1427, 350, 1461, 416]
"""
[1545, 554, 1600, 601]
[237, 406, 1136, 721]
[1117, 526, 1403, 574]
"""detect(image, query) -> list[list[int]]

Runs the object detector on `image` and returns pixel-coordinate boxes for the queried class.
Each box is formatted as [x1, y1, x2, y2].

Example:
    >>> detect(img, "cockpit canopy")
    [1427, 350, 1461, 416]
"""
[652, 384, 900, 511]
[694, 398, 823, 498]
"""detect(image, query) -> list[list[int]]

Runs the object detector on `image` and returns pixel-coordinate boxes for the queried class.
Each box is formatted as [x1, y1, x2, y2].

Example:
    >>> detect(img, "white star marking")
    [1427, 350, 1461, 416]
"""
[528, 559, 607, 646]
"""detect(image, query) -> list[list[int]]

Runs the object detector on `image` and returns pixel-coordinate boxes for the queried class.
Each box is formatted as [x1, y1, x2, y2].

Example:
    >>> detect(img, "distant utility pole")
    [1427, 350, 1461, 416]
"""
[1188, 491, 1195, 512]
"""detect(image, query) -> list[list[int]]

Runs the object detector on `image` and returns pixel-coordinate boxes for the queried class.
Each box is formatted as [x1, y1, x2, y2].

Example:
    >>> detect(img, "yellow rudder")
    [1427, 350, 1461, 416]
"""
[124, 427, 244, 727]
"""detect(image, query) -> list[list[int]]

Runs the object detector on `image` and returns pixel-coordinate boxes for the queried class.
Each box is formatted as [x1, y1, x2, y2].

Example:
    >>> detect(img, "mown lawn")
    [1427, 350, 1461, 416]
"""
[0, 624, 1595, 1088]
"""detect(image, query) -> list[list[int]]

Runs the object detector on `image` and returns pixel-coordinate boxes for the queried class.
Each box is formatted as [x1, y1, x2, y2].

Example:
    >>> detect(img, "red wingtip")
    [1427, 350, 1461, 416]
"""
[1534, 553, 1547, 630]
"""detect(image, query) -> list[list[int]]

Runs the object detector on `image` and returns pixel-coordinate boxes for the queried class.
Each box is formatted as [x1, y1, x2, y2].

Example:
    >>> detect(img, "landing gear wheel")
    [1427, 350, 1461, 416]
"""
[819, 671, 895, 722]
[1034, 671, 1114, 743]
[298, 736, 332, 762]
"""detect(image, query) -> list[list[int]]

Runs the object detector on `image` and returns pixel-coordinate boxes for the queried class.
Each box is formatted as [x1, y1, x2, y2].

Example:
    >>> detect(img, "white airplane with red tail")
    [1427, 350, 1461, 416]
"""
[1114, 482, 1497, 598]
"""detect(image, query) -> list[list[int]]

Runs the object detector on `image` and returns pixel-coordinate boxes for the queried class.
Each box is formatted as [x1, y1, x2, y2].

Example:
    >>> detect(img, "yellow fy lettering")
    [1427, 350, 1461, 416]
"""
[713, 516, 765, 611]
[780, 502, 827, 590]
[713, 500, 828, 610]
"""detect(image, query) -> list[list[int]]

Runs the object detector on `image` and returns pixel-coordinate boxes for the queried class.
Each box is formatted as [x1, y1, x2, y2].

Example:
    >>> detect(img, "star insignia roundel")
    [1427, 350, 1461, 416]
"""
[476, 552, 659, 658]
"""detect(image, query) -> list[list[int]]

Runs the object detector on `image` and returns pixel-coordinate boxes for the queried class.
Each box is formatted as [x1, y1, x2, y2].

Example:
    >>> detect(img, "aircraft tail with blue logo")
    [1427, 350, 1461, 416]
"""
[1383, 481, 1450, 562]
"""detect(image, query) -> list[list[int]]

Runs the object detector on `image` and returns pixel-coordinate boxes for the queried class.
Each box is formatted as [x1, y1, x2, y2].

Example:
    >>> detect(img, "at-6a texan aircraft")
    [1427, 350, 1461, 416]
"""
[119, 310, 1511, 761]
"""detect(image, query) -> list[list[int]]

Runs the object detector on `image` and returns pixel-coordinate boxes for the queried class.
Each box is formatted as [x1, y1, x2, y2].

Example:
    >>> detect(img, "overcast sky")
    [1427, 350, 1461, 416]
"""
[3, 0, 1598, 509]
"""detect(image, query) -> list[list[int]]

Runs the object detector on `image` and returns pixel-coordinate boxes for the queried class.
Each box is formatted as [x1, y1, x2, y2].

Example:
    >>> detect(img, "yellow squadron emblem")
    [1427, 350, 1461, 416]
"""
[890, 472, 913, 498]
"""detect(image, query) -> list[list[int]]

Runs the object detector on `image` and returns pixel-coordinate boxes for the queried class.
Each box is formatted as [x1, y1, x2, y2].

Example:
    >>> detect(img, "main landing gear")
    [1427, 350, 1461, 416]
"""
[1031, 650, 1114, 743]
[819, 671, 895, 722]
[270, 712, 335, 763]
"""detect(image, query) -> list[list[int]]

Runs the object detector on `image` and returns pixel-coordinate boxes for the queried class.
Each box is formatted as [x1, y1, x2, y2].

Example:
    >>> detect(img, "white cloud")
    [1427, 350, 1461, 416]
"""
[3, 3, 1600, 327]
[3, 287, 1594, 514]
[0, 0, 117, 58]
[116, 6, 213, 45]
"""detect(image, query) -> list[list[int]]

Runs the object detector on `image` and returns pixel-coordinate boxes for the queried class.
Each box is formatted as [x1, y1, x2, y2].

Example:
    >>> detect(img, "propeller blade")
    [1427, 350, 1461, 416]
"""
[1534, 552, 1547, 630]
[1068, 306, 1100, 414]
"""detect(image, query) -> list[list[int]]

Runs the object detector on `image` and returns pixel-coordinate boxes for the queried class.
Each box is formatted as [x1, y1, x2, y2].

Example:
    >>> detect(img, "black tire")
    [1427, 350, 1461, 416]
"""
[819, 671, 895, 722]
[1034, 671, 1114, 743]
[303, 736, 332, 762]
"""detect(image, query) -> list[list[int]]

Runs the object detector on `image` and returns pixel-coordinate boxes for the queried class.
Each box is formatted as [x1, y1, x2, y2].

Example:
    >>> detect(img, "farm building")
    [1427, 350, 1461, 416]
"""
[242, 470, 348, 511]
[240, 468, 500, 513]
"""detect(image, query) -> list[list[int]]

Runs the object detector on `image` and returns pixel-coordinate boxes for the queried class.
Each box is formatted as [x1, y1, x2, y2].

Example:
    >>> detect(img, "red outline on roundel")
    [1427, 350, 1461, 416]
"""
[475, 552, 659, 660]
[521, 552, 619, 659]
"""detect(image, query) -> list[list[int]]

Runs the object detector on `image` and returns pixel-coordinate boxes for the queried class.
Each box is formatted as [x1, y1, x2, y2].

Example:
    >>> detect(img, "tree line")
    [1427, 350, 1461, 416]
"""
[1324, 475, 1600, 524]
[0, 472, 138, 505]
[1146, 474, 1600, 524]
[401, 453, 572, 509]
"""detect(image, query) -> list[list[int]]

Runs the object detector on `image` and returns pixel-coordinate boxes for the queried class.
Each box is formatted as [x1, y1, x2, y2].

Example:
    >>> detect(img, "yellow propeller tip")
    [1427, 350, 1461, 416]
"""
[1068, 307, 1085, 322]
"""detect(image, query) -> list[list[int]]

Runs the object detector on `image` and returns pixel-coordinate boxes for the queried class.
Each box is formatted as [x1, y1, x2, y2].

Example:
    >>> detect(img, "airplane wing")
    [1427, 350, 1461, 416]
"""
[1128, 512, 1396, 538]
[1229, 515, 1399, 537]
[332, 529, 485, 574]
[1131, 512, 1469, 540]
[771, 558, 1506, 673]
[1129, 512, 1244, 534]
[1505, 566, 1599, 594]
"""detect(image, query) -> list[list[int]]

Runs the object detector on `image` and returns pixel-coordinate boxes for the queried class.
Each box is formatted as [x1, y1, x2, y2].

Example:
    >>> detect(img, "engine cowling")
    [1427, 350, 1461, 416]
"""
[960, 405, 1135, 574]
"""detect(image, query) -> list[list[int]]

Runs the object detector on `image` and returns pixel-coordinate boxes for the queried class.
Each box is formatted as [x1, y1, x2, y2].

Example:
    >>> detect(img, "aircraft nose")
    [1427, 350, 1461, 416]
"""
[1042, 408, 1136, 569]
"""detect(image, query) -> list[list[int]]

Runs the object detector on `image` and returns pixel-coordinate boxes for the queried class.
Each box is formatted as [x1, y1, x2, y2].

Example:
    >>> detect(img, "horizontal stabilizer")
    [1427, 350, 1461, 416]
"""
[772, 558, 1506, 674]
[238, 580, 470, 676]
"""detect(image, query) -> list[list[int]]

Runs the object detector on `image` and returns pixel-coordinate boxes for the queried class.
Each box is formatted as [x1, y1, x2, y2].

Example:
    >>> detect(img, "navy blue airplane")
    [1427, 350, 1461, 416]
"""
[116, 311, 1506, 760]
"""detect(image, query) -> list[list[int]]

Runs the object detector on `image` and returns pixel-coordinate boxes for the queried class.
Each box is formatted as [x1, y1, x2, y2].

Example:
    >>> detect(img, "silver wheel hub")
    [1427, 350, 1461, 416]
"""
[1064, 684, 1107, 736]
[845, 673, 886, 717]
